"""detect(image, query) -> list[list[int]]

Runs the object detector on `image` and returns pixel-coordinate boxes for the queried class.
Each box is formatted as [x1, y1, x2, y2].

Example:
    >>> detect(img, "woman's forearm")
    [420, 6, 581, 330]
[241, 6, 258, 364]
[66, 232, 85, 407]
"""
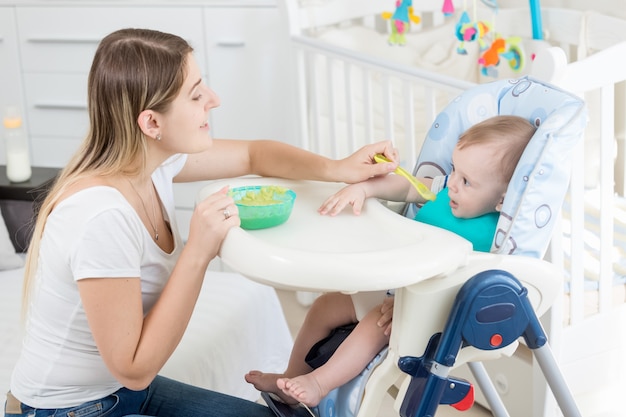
[248, 140, 398, 183]
[113, 246, 209, 389]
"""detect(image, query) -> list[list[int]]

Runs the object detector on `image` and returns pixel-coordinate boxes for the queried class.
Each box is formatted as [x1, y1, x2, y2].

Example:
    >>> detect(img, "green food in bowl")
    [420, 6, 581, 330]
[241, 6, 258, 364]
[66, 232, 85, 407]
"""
[229, 185, 296, 230]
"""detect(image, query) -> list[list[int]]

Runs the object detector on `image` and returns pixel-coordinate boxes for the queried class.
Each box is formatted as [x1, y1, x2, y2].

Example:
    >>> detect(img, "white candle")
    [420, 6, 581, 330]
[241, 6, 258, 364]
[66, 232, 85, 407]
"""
[6, 148, 32, 183]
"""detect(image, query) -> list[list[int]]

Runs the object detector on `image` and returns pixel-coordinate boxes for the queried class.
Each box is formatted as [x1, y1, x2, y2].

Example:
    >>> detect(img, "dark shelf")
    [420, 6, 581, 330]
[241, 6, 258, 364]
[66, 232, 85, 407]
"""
[0, 166, 60, 201]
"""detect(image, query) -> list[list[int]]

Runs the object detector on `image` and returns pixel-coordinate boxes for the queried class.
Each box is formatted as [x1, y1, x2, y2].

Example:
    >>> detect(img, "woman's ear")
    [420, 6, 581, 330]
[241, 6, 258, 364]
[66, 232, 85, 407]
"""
[137, 110, 161, 140]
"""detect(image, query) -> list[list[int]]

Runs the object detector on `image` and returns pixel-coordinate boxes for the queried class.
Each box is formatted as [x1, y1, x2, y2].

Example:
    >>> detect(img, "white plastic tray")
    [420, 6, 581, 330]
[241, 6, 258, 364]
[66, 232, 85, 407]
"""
[197, 178, 472, 292]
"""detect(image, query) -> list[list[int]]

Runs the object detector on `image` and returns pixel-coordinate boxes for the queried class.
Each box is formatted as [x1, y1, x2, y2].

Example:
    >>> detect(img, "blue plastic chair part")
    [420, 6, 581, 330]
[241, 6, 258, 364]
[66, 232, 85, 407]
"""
[398, 269, 547, 417]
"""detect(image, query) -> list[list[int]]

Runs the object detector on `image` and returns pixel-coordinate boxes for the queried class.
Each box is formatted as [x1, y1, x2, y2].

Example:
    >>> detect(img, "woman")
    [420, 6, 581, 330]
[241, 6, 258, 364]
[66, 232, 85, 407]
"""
[5, 28, 398, 417]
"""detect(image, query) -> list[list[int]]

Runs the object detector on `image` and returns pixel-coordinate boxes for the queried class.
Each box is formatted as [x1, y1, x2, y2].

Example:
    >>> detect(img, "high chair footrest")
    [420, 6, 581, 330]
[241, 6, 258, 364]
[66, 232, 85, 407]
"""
[261, 392, 316, 417]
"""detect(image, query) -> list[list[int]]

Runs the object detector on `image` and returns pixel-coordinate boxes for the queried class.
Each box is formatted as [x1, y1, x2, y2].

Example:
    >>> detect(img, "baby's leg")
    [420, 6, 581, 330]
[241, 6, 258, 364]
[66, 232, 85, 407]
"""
[246, 292, 357, 402]
[278, 302, 390, 407]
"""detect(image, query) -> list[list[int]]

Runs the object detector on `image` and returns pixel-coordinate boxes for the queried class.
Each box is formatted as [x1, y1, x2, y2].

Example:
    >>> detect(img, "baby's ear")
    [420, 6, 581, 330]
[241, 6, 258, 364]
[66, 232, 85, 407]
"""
[495, 192, 506, 212]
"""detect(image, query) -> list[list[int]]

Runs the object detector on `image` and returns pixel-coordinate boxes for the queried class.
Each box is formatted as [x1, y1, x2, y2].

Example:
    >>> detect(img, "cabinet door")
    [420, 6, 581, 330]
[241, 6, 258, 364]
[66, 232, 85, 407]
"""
[203, 7, 294, 143]
[17, 7, 207, 74]
[16, 6, 207, 167]
[0, 7, 26, 164]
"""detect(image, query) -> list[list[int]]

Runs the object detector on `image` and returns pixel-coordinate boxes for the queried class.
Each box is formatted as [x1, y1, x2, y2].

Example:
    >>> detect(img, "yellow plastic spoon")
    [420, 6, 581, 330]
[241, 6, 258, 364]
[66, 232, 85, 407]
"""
[374, 154, 436, 201]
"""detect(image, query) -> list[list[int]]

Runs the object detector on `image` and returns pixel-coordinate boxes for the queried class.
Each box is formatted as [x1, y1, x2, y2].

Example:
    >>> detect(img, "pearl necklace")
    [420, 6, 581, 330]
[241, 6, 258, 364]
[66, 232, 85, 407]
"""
[128, 178, 159, 241]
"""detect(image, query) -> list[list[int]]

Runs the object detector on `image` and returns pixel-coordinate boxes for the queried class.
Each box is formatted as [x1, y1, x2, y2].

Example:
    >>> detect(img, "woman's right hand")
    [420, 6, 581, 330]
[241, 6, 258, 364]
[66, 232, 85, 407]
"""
[187, 186, 240, 260]
[334, 140, 399, 184]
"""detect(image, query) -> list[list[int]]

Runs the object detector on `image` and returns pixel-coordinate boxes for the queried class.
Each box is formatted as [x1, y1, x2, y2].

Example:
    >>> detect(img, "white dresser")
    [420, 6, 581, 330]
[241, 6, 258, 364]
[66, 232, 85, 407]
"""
[0, 1, 295, 240]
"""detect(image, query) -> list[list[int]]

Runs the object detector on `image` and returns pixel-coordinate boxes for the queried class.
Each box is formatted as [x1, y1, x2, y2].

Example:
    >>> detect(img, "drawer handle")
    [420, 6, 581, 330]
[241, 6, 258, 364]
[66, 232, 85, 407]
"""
[34, 102, 87, 110]
[27, 37, 100, 44]
[216, 41, 245, 48]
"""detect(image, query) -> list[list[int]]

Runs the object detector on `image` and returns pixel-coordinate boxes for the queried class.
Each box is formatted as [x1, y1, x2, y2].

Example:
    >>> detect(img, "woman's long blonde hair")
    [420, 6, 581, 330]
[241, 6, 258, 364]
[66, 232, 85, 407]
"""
[22, 28, 193, 317]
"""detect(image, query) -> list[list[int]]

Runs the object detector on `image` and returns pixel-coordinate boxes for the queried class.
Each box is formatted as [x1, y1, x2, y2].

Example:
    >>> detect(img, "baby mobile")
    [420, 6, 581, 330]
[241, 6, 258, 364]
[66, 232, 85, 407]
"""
[381, 0, 422, 46]
[443, 0, 542, 77]
[381, 0, 543, 77]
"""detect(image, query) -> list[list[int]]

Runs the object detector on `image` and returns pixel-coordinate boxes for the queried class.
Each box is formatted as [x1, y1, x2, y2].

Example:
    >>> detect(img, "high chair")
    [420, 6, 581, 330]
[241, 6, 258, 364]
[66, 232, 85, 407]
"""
[295, 77, 586, 417]
[200, 77, 587, 417]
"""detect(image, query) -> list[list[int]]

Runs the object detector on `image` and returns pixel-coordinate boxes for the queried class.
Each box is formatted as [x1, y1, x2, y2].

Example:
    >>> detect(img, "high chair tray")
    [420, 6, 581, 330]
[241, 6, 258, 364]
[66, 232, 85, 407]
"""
[197, 178, 472, 292]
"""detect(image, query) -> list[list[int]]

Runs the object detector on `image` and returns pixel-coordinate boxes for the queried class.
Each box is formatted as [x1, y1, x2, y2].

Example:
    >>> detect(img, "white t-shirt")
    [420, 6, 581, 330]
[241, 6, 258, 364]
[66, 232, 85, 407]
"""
[11, 155, 187, 409]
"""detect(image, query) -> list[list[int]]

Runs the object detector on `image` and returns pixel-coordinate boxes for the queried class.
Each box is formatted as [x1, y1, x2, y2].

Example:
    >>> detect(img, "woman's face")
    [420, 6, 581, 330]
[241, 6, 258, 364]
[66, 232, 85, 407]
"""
[158, 54, 219, 154]
[446, 143, 508, 219]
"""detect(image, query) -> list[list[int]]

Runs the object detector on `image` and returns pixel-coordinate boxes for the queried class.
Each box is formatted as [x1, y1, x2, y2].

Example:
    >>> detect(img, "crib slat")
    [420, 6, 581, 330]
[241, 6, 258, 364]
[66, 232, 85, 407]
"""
[423, 86, 438, 129]
[344, 62, 357, 154]
[568, 143, 586, 325]
[295, 49, 310, 151]
[598, 85, 615, 313]
[307, 51, 320, 154]
[362, 68, 374, 145]
[381, 74, 394, 144]
[325, 56, 338, 158]
[402, 79, 417, 169]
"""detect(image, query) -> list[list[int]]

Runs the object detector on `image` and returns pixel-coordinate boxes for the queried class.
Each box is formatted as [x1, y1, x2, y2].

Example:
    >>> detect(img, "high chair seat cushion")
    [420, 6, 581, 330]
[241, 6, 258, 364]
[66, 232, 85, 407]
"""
[407, 76, 587, 258]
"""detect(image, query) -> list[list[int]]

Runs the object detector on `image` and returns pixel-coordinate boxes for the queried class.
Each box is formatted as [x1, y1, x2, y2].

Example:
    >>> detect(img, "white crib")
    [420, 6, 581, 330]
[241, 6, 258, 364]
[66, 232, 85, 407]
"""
[279, 1, 626, 415]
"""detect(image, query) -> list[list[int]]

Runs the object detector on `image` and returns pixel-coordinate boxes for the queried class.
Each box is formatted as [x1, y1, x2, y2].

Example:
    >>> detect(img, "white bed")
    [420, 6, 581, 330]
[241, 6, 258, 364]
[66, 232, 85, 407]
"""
[0, 258, 293, 403]
[280, 0, 626, 415]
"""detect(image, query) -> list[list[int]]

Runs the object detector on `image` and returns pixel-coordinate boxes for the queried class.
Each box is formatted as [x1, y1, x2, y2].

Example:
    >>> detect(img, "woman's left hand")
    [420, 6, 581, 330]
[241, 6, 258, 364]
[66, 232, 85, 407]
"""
[187, 186, 240, 262]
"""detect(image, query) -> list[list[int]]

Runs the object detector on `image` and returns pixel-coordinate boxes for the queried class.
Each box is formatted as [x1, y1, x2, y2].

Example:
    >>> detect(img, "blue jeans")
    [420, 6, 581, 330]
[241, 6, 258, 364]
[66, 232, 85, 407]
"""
[4, 375, 274, 417]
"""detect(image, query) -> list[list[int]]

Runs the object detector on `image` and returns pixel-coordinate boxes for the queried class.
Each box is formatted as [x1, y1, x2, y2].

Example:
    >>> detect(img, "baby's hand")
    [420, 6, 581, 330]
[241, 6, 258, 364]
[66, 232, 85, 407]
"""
[378, 296, 394, 336]
[318, 184, 367, 216]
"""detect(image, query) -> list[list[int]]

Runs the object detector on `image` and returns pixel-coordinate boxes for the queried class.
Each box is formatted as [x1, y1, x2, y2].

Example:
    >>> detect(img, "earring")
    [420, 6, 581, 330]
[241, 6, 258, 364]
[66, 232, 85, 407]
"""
[156, 133, 162, 141]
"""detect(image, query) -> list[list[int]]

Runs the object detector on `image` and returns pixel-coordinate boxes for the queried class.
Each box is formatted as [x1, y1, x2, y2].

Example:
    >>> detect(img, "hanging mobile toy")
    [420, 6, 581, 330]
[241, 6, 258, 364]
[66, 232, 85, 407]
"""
[452, 0, 526, 77]
[382, 0, 421, 46]
[454, 0, 491, 55]
[479, 36, 524, 77]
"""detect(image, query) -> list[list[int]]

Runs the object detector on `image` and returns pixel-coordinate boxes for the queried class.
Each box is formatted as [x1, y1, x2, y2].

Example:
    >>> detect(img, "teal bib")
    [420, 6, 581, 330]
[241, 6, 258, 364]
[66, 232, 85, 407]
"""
[414, 188, 498, 252]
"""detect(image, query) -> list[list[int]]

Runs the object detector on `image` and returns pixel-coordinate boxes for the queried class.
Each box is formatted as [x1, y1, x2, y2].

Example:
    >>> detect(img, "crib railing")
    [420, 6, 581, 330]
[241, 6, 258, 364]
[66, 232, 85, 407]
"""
[291, 34, 475, 170]
[289, 5, 626, 327]
[548, 39, 626, 325]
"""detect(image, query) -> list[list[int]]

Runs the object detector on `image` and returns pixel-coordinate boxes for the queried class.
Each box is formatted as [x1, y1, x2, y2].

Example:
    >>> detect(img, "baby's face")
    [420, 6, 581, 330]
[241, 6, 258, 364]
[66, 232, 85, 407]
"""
[446, 144, 508, 219]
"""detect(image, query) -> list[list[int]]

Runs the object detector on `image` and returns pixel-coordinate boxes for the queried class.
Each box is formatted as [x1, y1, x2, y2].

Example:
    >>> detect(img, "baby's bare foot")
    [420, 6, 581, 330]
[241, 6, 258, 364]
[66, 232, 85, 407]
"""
[277, 374, 326, 407]
[245, 371, 298, 405]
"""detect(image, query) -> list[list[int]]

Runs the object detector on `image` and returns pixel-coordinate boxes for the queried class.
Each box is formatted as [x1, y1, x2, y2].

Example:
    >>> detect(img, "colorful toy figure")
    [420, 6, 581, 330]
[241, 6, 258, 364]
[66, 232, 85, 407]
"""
[442, 0, 455, 16]
[455, 11, 491, 54]
[382, 0, 421, 45]
[479, 36, 524, 77]
[478, 37, 506, 68]
[451, 0, 527, 77]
